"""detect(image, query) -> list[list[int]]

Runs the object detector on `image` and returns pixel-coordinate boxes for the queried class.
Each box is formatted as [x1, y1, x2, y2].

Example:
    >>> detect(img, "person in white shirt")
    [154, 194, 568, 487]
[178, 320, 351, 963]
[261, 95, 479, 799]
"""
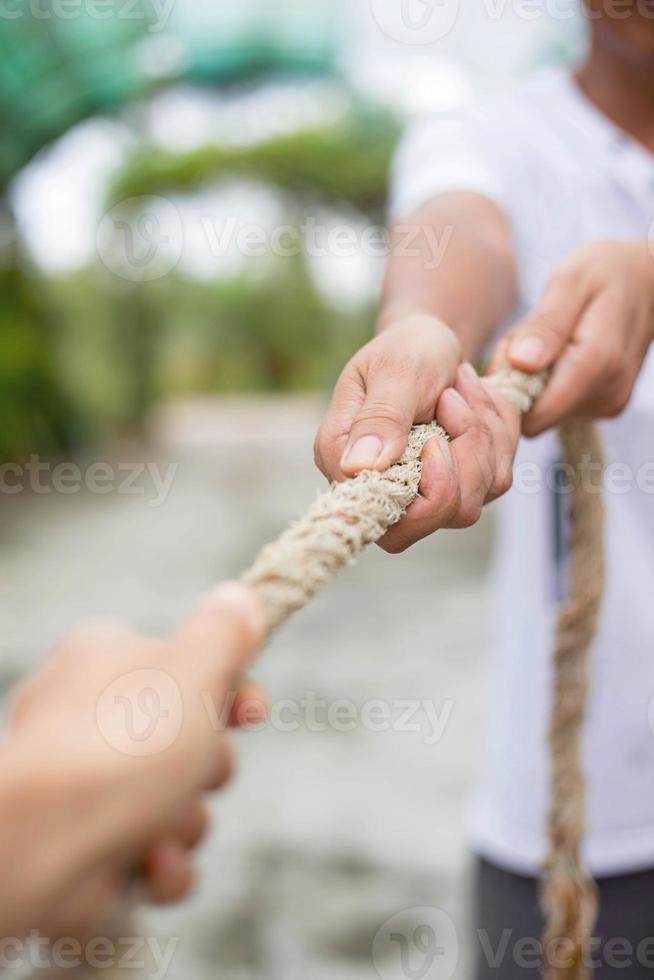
[315, 1, 654, 976]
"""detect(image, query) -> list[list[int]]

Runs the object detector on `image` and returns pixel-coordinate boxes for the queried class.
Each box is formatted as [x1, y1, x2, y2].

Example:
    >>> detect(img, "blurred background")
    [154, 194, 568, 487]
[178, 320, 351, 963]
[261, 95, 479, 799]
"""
[0, 3, 584, 978]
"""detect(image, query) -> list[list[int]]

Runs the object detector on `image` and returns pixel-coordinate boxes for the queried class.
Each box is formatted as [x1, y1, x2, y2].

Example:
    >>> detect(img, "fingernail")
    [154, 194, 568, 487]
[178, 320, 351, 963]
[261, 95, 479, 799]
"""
[510, 337, 545, 367]
[341, 435, 383, 471]
[460, 362, 481, 386]
[447, 388, 469, 409]
[204, 582, 263, 623]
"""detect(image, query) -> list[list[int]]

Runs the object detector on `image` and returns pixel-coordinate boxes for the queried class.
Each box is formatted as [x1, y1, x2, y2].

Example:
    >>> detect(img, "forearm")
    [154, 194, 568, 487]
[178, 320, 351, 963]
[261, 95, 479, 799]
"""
[378, 192, 518, 359]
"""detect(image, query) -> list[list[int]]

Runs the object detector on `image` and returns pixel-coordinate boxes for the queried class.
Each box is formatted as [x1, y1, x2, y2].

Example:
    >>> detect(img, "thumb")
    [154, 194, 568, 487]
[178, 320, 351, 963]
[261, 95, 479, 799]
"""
[176, 582, 265, 685]
[339, 373, 417, 476]
[507, 269, 592, 372]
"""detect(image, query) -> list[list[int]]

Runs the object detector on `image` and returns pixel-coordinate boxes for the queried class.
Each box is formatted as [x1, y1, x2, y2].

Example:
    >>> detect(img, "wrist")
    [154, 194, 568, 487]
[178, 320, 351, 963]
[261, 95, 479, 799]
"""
[376, 311, 461, 363]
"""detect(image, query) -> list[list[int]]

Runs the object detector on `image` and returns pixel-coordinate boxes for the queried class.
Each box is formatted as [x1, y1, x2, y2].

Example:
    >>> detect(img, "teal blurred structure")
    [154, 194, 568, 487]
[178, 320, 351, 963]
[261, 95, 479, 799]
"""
[166, 2, 341, 84]
[0, 1, 341, 185]
[0, 15, 145, 185]
[0, 1, 348, 459]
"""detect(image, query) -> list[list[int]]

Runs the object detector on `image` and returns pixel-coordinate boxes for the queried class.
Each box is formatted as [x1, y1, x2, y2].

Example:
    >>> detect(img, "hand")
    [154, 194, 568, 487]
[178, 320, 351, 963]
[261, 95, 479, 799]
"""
[315, 315, 461, 480]
[378, 363, 520, 552]
[490, 240, 654, 435]
[0, 582, 265, 938]
[315, 317, 520, 552]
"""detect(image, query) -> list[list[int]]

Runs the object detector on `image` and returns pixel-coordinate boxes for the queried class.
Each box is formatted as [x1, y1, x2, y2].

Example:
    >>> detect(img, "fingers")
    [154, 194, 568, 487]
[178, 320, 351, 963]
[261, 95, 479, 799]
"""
[500, 264, 594, 374]
[144, 838, 196, 904]
[520, 290, 629, 436]
[315, 318, 460, 482]
[314, 369, 366, 482]
[227, 678, 269, 728]
[379, 364, 519, 552]
[337, 360, 421, 476]
[144, 798, 213, 904]
[316, 357, 421, 482]
[176, 582, 265, 685]
[378, 435, 458, 553]
[437, 370, 512, 525]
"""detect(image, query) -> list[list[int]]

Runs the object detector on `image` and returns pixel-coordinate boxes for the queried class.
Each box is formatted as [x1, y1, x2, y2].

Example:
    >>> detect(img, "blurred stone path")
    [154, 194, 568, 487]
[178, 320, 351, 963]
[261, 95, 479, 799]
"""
[0, 397, 496, 980]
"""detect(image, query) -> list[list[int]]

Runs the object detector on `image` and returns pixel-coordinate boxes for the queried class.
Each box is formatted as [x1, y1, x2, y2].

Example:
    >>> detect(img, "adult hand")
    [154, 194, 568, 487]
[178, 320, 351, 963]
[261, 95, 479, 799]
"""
[315, 317, 520, 552]
[490, 240, 654, 435]
[1, 582, 266, 938]
[315, 315, 461, 480]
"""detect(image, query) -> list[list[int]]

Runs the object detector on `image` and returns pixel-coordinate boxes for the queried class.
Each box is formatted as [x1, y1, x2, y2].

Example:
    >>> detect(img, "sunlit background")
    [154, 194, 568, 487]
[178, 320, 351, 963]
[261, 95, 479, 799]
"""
[0, 3, 583, 978]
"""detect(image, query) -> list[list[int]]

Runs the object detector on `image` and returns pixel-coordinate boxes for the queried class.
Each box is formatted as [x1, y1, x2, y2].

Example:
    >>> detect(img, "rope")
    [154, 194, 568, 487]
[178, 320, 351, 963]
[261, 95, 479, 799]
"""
[241, 367, 604, 980]
[541, 419, 604, 980]
[91, 366, 604, 980]
[243, 367, 549, 630]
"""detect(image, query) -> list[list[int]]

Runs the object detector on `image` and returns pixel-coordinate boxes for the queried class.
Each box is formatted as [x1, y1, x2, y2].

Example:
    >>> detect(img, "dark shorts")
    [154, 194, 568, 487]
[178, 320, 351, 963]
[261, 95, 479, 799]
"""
[474, 856, 654, 979]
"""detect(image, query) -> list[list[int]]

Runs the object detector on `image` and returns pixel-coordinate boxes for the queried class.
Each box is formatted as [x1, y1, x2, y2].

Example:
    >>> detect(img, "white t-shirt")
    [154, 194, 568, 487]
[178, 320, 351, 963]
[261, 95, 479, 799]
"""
[391, 67, 654, 877]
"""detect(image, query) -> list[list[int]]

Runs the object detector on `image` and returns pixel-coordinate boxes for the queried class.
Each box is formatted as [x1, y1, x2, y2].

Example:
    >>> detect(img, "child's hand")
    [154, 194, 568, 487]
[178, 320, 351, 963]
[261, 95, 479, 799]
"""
[1, 583, 266, 938]
[315, 317, 520, 553]
[491, 240, 654, 435]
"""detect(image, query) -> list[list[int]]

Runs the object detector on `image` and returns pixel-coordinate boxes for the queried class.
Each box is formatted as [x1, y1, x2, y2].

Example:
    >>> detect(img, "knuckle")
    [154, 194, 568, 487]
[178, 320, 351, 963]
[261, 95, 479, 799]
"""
[354, 401, 406, 429]
[529, 310, 564, 339]
[493, 465, 514, 498]
[551, 261, 590, 293]
[604, 380, 632, 418]
[471, 417, 493, 448]
[456, 498, 483, 529]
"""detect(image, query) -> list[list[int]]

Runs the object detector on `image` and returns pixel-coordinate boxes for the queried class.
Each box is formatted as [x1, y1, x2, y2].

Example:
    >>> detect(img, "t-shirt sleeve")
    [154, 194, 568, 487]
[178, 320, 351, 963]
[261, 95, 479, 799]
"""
[388, 109, 509, 222]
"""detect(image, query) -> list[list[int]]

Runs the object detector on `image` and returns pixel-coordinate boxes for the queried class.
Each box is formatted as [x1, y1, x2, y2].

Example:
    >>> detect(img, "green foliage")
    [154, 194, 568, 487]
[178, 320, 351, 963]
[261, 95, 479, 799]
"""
[44, 256, 374, 442]
[4, 95, 395, 457]
[110, 103, 401, 218]
[0, 259, 71, 460]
